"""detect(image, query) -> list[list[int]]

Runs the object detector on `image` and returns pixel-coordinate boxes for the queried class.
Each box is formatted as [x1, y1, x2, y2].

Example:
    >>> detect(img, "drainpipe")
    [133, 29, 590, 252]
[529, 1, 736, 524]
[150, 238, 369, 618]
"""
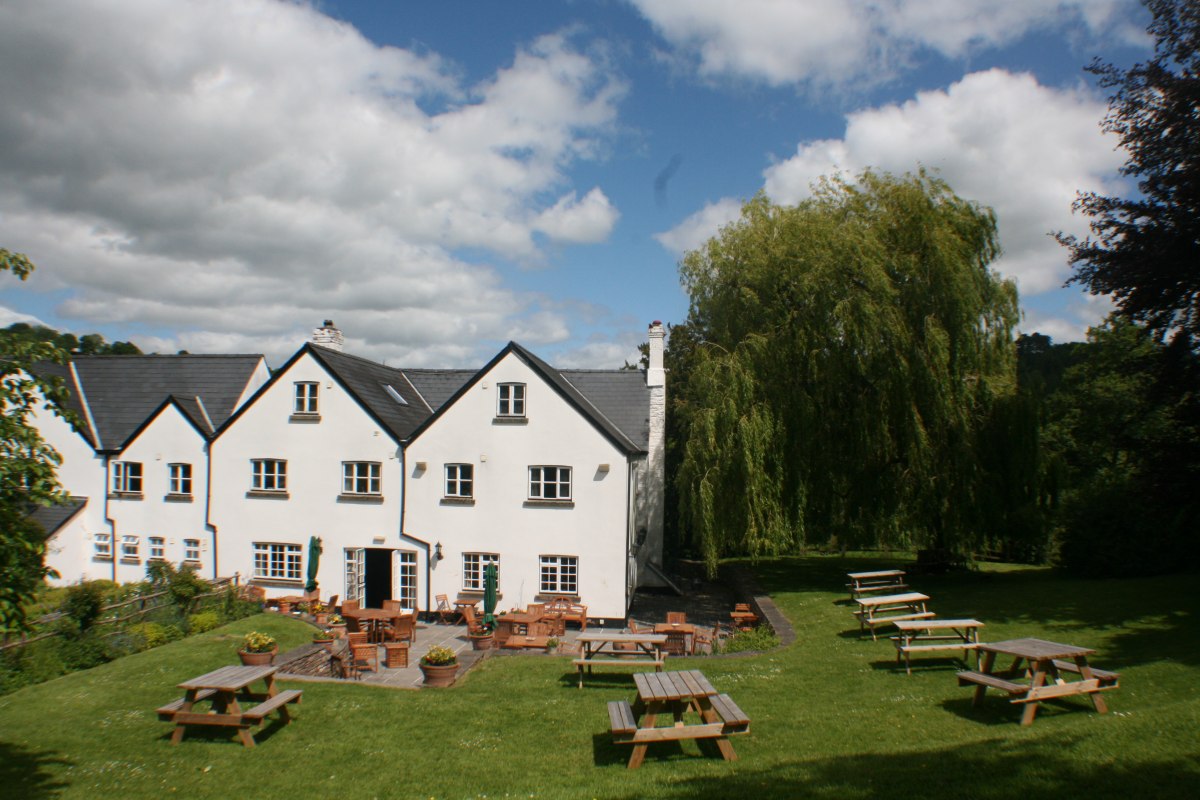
[398, 443, 433, 613]
[205, 439, 218, 581]
[103, 454, 116, 583]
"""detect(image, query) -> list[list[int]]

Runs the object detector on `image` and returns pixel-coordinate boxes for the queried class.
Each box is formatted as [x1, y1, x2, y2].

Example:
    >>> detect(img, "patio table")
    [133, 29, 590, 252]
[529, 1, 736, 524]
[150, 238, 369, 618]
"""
[574, 631, 667, 687]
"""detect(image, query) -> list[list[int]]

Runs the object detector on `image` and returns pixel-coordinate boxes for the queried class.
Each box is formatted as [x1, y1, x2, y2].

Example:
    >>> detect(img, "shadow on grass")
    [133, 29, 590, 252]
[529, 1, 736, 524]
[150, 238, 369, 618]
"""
[597, 736, 1200, 800]
[155, 715, 294, 748]
[0, 740, 72, 798]
[559, 671, 651, 690]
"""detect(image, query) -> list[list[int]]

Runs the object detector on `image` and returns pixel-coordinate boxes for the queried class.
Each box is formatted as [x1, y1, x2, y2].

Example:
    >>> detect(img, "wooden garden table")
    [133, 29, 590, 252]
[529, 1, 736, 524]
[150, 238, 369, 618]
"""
[574, 631, 667, 687]
[156, 665, 301, 747]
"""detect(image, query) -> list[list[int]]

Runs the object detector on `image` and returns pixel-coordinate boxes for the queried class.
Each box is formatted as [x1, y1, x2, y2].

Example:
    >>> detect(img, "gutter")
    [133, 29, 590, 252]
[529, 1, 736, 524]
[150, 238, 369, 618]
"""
[397, 444, 433, 614]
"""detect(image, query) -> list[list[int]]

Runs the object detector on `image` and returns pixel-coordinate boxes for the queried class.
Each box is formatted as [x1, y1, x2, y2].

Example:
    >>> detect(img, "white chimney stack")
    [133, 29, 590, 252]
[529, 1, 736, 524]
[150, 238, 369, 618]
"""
[647, 320, 665, 388]
[312, 319, 344, 351]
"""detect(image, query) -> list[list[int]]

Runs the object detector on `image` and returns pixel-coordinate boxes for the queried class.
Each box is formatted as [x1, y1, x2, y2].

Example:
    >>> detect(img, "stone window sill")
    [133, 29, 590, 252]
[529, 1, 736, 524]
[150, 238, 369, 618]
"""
[246, 490, 290, 499]
[164, 493, 194, 503]
[524, 499, 575, 508]
[289, 413, 321, 423]
[492, 416, 528, 425]
[337, 493, 384, 503]
[440, 497, 476, 506]
[108, 492, 144, 501]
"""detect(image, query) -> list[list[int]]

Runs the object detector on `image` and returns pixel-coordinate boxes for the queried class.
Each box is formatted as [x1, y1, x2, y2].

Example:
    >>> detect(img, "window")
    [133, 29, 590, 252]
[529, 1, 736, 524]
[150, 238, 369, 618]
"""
[121, 535, 140, 560]
[444, 464, 473, 498]
[94, 533, 111, 558]
[395, 550, 417, 609]
[294, 382, 318, 414]
[169, 463, 192, 495]
[497, 383, 525, 417]
[529, 466, 571, 501]
[462, 552, 499, 591]
[149, 536, 165, 560]
[253, 542, 303, 581]
[342, 462, 381, 495]
[251, 459, 287, 492]
[183, 538, 201, 562]
[111, 461, 143, 494]
[540, 555, 578, 595]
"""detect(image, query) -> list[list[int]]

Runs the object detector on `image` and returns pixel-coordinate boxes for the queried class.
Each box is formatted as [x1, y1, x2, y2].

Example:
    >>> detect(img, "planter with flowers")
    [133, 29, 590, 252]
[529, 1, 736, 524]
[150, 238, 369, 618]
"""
[312, 629, 335, 650]
[468, 620, 495, 651]
[326, 614, 346, 637]
[419, 646, 459, 687]
[238, 631, 278, 665]
[545, 637, 560, 655]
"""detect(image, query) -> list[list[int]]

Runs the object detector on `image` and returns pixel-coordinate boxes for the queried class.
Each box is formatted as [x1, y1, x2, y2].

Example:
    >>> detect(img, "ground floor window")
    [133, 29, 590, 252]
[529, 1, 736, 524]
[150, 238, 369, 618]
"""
[94, 533, 111, 558]
[395, 550, 417, 608]
[253, 542, 302, 581]
[463, 552, 499, 591]
[183, 538, 201, 562]
[121, 535, 140, 560]
[149, 536, 165, 560]
[540, 555, 578, 594]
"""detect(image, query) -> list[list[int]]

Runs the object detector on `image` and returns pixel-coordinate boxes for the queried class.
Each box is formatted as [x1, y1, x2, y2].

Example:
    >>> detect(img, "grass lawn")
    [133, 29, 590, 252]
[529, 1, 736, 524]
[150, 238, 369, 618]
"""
[2, 556, 1198, 799]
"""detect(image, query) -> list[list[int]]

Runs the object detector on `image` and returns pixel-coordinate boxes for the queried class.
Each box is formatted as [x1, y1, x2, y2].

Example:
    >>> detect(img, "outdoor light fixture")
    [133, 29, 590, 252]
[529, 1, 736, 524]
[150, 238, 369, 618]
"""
[434, 542, 444, 561]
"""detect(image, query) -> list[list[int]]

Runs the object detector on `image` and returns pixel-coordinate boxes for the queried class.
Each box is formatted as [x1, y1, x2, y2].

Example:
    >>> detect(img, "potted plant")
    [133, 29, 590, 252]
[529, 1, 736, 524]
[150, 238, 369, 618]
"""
[276, 599, 292, 615]
[311, 601, 328, 624]
[419, 645, 459, 687]
[238, 631, 278, 665]
[326, 613, 346, 637]
[468, 620, 495, 651]
[545, 637, 560, 655]
[312, 628, 335, 650]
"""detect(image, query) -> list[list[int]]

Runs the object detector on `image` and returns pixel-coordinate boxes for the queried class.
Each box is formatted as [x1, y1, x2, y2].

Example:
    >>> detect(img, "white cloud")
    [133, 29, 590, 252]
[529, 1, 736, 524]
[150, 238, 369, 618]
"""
[660, 70, 1127, 304]
[654, 197, 743, 254]
[0, 0, 625, 365]
[628, 0, 1143, 89]
[0, 304, 46, 328]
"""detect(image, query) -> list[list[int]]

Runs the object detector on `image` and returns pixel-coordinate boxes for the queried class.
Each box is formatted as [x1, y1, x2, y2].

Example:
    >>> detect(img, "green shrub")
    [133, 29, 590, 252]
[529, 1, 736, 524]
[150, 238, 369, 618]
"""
[127, 622, 170, 651]
[720, 625, 780, 654]
[188, 611, 221, 634]
[60, 582, 106, 633]
[56, 631, 110, 670]
[222, 586, 261, 621]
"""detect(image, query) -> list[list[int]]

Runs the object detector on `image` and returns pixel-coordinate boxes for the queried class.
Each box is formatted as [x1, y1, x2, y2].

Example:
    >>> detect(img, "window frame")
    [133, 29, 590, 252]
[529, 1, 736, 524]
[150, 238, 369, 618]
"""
[528, 465, 572, 501]
[444, 463, 474, 499]
[294, 381, 319, 415]
[168, 463, 193, 496]
[94, 532, 112, 559]
[183, 538, 201, 562]
[121, 534, 140, 560]
[539, 555, 579, 595]
[148, 536, 165, 561]
[252, 542, 303, 582]
[462, 552, 499, 592]
[110, 461, 144, 494]
[251, 459, 288, 492]
[341, 461, 382, 496]
[497, 382, 526, 417]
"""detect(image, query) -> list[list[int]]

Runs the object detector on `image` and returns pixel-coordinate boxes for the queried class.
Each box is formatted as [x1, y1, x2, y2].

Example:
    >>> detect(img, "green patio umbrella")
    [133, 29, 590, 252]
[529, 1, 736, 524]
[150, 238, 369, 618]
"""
[305, 536, 323, 594]
[483, 562, 498, 627]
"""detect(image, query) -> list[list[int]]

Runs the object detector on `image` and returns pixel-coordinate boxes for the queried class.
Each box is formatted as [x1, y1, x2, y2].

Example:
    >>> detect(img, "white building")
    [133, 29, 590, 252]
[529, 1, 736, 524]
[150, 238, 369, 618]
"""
[32, 322, 666, 623]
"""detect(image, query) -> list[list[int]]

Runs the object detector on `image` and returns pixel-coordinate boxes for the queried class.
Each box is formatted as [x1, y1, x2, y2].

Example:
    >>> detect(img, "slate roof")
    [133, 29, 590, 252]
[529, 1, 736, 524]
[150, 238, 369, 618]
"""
[28, 496, 88, 539]
[53, 355, 263, 452]
[403, 369, 475, 411]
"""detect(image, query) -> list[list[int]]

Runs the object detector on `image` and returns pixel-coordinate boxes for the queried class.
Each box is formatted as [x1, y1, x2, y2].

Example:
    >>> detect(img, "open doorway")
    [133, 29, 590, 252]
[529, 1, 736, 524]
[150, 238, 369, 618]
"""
[363, 548, 393, 609]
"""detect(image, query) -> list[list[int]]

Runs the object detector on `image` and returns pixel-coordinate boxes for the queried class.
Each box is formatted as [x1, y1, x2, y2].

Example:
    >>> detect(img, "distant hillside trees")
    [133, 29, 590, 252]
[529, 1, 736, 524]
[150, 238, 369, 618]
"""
[0, 322, 142, 356]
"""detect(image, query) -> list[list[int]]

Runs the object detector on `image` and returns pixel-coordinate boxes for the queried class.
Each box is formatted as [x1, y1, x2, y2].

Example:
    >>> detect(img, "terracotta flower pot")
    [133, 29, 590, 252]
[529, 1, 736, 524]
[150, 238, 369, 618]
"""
[328, 623, 347, 638]
[469, 633, 494, 651]
[313, 637, 334, 651]
[238, 646, 277, 666]
[419, 661, 458, 687]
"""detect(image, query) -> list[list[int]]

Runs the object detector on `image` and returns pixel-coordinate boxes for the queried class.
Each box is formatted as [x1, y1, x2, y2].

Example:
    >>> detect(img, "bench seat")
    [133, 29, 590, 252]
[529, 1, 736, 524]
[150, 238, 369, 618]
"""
[574, 658, 665, 667]
[156, 688, 217, 720]
[956, 670, 1027, 695]
[896, 641, 981, 653]
[1051, 659, 1120, 685]
[607, 700, 638, 736]
[241, 689, 303, 723]
[709, 693, 751, 734]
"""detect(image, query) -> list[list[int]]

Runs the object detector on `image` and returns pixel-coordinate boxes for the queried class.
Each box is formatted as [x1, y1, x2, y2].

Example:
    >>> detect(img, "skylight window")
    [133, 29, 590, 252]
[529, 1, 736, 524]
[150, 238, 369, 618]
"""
[383, 384, 408, 405]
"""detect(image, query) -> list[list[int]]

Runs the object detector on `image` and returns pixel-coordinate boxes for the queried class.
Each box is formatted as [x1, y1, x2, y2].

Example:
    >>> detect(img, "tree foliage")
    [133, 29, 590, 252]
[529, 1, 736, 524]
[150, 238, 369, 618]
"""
[675, 171, 1020, 573]
[1, 250, 73, 631]
[0, 322, 142, 356]
[1058, 0, 1200, 342]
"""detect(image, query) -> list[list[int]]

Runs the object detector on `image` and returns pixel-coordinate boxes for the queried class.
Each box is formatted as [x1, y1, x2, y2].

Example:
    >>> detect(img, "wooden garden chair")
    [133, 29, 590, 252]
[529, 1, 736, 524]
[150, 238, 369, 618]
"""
[666, 611, 687, 625]
[435, 594, 455, 623]
[350, 643, 378, 673]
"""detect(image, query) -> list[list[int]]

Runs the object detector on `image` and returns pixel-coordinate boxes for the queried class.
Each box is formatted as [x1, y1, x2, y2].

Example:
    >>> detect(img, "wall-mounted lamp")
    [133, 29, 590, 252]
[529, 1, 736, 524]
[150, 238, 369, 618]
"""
[434, 542, 444, 561]
[415, 461, 428, 471]
[598, 463, 610, 473]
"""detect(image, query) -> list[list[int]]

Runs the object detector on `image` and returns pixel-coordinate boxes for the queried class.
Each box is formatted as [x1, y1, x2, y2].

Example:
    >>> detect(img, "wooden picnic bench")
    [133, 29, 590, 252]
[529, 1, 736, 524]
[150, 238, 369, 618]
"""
[891, 618, 984, 674]
[846, 569, 908, 600]
[157, 665, 302, 747]
[854, 592, 933, 639]
[607, 670, 750, 769]
[957, 638, 1119, 726]
[574, 631, 666, 687]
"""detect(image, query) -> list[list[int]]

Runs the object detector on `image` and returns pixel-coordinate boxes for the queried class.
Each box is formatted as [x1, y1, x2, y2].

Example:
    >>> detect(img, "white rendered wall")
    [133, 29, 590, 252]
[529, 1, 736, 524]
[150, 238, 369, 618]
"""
[107, 405, 212, 583]
[28, 390, 111, 584]
[209, 352, 403, 600]
[404, 352, 632, 620]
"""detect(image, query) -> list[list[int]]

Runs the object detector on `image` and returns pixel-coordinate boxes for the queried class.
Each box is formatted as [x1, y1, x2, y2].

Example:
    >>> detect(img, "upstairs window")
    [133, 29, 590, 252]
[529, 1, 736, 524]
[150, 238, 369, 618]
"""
[462, 552, 499, 591]
[251, 459, 287, 492]
[497, 383, 526, 417]
[111, 461, 143, 494]
[121, 535, 140, 560]
[529, 466, 571, 501]
[94, 533, 112, 559]
[294, 382, 319, 414]
[169, 463, 193, 495]
[444, 464, 474, 498]
[342, 462, 381, 495]
[253, 542, 303, 581]
[149, 536, 165, 560]
[183, 538, 201, 562]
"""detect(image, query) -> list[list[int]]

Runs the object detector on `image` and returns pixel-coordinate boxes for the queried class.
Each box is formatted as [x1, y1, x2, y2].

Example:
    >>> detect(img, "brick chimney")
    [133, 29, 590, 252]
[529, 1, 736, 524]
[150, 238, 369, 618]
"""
[312, 319, 344, 351]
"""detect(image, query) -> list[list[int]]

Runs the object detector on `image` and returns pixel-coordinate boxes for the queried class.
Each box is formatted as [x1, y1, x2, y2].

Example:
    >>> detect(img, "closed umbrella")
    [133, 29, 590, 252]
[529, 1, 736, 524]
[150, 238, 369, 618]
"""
[483, 562, 498, 628]
[305, 536, 322, 594]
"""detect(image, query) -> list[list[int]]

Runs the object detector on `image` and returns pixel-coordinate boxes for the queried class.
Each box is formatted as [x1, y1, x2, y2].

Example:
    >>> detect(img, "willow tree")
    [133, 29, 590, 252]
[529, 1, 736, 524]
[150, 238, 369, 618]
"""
[675, 171, 1019, 572]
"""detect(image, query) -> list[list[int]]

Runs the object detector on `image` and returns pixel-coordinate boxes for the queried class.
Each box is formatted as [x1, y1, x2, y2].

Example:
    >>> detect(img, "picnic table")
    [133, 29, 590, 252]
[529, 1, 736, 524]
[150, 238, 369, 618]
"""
[607, 669, 751, 769]
[653, 622, 696, 655]
[854, 592, 933, 639]
[957, 637, 1120, 726]
[846, 569, 908, 600]
[574, 631, 668, 687]
[891, 618, 984, 674]
[156, 665, 301, 747]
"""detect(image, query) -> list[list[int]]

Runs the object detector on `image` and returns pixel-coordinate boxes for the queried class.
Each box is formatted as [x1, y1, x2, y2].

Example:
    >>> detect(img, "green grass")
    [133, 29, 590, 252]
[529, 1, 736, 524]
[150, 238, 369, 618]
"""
[2, 556, 1198, 799]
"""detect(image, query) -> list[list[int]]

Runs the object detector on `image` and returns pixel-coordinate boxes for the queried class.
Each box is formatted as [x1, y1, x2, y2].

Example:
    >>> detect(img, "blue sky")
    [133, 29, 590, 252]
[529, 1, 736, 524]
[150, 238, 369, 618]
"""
[0, 1, 1151, 367]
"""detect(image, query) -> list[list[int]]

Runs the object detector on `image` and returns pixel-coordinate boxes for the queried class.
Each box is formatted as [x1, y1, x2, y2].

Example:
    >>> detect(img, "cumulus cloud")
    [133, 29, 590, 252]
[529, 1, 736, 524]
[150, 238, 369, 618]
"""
[654, 197, 743, 254]
[0, 304, 46, 328]
[0, 0, 624, 365]
[628, 0, 1142, 89]
[661, 70, 1127, 308]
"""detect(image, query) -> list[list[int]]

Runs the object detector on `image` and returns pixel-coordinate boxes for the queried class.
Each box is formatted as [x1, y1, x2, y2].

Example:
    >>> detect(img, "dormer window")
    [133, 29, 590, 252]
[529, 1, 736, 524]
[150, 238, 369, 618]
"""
[497, 383, 526, 417]
[110, 461, 143, 496]
[293, 382, 319, 415]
